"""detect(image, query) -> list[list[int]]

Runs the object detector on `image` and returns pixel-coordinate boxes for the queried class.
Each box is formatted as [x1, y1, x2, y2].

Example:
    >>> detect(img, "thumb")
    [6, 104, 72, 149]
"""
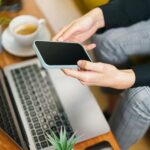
[77, 60, 99, 72]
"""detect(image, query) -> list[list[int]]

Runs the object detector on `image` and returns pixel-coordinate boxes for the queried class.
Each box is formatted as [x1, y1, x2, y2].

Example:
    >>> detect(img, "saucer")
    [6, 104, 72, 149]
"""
[2, 26, 51, 57]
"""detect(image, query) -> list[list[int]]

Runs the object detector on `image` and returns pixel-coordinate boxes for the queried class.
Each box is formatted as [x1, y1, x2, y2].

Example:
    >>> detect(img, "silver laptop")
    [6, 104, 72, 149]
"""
[0, 58, 110, 150]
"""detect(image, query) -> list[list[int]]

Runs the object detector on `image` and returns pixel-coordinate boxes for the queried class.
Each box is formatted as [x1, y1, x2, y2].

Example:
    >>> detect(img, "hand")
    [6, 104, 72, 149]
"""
[53, 8, 105, 50]
[63, 60, 136, 89]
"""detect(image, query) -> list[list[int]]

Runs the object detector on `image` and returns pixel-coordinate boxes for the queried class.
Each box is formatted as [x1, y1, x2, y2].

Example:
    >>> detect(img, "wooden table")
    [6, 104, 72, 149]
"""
[0, 0, 120, 149]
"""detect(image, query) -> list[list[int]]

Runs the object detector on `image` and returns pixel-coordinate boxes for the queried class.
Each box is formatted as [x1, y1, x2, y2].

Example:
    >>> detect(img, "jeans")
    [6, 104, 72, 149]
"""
[91, 20, 150, 150]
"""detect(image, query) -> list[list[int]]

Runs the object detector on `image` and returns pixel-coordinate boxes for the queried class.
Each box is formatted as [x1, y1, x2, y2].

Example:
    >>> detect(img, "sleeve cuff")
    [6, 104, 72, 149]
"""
[132, 64, 150, 87]
[99, 0, 150, 30]
[99, 2, 130, 29]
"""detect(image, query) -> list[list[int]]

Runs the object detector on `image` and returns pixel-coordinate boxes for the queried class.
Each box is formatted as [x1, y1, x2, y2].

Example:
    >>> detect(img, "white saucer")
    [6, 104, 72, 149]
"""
[2, 26, 51, 57]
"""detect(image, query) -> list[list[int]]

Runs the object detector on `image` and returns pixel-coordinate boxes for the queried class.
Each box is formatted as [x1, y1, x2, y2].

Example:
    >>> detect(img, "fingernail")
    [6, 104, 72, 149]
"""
[93, 43, 96, 48]
[77, 60, 82, 66]
[58, 38, 63, 42]
[63, 69, 67, 72]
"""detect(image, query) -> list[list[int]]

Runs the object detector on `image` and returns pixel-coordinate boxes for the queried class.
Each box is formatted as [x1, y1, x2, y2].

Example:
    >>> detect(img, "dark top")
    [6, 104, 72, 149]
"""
[99, 0, 150, 87]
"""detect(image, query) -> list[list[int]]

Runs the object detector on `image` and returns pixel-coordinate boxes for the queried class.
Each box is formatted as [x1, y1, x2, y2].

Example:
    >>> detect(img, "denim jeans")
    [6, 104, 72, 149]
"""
[91, 20, 150, 150]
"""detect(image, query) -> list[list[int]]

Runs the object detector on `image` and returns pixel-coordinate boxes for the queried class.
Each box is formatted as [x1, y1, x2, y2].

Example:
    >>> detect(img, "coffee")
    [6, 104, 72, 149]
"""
[14, 24, 37, 35]
[9, 15, 45, 46]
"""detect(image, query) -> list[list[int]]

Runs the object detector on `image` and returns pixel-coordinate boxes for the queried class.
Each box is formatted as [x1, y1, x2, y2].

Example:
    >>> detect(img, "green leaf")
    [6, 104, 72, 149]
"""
[47, 133, 61, 150]
[67, 133, 78, 150]
[59, 127, 67, 150]
[46, 127, 78, 150]
[51, 131, 60, 141]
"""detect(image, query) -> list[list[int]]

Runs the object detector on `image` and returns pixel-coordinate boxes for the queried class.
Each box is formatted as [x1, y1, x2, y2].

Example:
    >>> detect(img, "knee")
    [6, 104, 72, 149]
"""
[92, 29, 118, 52]
[125, 87, 150, 119]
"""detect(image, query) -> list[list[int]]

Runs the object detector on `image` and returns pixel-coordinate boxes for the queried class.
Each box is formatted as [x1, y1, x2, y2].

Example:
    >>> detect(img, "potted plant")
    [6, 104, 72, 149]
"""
[0, 0, 13, 26]
[47, 127, 78, 150]
[0, 0, 11, 27]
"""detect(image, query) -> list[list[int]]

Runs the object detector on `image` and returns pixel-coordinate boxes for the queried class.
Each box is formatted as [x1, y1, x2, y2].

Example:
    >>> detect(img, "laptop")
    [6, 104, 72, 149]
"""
[0, 58, 110, 150]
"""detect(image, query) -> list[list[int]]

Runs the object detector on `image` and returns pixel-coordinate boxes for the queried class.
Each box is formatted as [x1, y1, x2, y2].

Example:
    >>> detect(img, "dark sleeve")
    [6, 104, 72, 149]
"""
[100, 0, 150, 29]
[132, 63, 150, 87]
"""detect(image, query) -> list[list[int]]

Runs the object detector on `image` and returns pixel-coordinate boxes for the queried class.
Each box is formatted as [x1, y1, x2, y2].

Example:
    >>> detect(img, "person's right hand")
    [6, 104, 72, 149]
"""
[63, 60, 136, 89]
[53, 8, 105, 50]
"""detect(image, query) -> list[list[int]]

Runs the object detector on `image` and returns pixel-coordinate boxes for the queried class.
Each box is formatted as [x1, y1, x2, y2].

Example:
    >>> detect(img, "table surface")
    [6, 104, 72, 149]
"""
[0, 0, 120, 150]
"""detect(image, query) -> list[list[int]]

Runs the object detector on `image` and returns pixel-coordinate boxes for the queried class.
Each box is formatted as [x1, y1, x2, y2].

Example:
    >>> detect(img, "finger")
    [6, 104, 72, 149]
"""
[52, 27, 69, 41]
[84, 43, 96, 51]
[80, 80, 92, 86]
[63, 69, 85, 81]
[63, 69, 100, 85]
[61, 69, 66, 74]
[77, 60, 100, 72]
[58, 24, 79, 42]
[62, 68, 75, 74]
[52, 23, 73, 41]
[78, 60, 106, 73]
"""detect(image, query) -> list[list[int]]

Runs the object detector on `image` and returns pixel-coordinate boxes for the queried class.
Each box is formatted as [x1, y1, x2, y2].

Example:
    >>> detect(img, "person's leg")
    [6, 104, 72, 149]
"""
[109, 87, 150, 150]
[91, 19, 150, 67]
[91, 19, 150, 114]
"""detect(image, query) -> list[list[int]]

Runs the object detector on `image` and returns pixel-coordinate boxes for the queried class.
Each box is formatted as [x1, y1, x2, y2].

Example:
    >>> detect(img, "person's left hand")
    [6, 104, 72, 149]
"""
[63, 60, 136, 89]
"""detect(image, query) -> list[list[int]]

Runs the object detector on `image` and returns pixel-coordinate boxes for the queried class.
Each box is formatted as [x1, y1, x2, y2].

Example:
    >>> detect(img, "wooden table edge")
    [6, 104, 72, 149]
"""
[74, 131, 120, 150]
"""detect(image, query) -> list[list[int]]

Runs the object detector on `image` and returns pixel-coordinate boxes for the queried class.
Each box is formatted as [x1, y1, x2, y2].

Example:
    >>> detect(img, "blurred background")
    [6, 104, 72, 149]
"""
[0, 0, 149, 150]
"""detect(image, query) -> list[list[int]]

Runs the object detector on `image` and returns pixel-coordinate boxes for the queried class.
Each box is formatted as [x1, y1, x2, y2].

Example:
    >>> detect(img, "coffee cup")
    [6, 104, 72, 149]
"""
[9, 15, 45, 46]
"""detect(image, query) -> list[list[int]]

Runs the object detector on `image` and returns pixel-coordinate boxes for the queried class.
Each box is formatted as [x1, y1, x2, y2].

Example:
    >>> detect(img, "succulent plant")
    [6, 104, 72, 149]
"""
[47, 127, 78, 150]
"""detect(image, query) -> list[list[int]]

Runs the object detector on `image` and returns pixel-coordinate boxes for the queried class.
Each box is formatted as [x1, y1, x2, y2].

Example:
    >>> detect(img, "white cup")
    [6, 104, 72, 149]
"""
[9, 15, 45, 46]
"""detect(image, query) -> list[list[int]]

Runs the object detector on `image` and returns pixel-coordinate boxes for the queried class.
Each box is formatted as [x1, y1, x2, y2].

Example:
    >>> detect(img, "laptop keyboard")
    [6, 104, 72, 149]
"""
[0, 81, 21, 146]
[11, 64, 73, 150]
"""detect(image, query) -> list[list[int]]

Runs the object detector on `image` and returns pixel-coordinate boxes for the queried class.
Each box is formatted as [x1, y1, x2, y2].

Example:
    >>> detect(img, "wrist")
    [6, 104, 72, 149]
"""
[91, 8, 105, 29]
[114, 69, 136, 89]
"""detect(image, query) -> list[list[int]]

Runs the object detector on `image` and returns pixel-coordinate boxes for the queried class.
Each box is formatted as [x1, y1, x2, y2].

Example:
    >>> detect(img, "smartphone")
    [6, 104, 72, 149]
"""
[33, 41, 92, 69]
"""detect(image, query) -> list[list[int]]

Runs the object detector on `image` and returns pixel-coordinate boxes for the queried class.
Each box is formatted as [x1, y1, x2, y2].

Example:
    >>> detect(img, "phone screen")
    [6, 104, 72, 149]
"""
[35, 41, 91, 66]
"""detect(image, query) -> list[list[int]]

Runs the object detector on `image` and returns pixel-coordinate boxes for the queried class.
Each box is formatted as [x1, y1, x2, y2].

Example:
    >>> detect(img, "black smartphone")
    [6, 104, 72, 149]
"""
[33, 41, 92, 69]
